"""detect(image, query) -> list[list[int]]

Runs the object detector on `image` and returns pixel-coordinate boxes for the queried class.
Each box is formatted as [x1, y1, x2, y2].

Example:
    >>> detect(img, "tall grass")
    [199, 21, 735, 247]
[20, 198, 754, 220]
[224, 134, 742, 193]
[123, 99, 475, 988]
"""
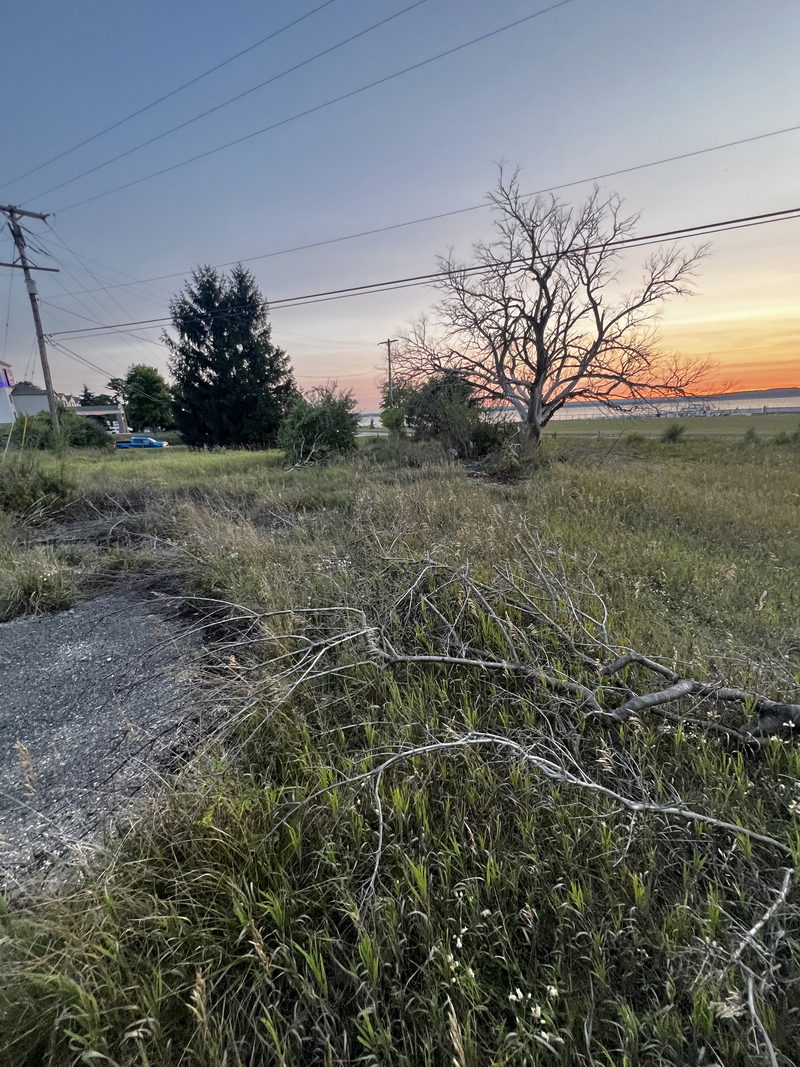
[1, 442, 799, 1064]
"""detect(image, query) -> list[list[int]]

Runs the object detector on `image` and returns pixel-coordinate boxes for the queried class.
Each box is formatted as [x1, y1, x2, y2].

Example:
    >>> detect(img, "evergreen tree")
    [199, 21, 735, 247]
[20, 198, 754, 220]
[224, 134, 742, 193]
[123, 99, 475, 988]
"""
[165, 265, 296, 448]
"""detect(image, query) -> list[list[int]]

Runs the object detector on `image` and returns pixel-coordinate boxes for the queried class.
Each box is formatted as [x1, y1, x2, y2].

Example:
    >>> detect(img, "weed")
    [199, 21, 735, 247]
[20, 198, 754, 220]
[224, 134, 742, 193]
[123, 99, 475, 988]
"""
[0, 454, 75, 519]
[660, 422, 686, 443]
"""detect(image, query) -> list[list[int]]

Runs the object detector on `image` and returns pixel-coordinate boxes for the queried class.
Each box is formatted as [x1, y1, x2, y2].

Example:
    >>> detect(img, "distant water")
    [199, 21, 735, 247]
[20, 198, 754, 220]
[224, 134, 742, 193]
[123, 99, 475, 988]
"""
[551, 393, 800, 421]
[358, 391, 800, 426]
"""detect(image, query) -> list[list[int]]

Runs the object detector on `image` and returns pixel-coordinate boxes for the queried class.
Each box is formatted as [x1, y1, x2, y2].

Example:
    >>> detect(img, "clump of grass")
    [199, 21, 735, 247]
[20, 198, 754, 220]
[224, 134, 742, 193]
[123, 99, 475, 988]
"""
[742, 426, 759, 445]
[773, 424, 800, 446]
[0, 454, 75, 520]
[660, 421, 686, 443]
[0, 545, 86, 620]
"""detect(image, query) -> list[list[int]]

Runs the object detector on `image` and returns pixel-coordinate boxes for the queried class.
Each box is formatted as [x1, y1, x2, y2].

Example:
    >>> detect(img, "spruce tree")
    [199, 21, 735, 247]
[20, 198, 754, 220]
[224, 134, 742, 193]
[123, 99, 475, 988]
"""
[165, 265, 296, 448]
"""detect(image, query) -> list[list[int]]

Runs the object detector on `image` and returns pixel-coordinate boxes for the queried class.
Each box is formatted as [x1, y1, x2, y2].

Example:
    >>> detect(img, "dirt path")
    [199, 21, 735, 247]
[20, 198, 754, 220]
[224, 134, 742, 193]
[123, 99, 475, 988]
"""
[0, 589, 203, 886]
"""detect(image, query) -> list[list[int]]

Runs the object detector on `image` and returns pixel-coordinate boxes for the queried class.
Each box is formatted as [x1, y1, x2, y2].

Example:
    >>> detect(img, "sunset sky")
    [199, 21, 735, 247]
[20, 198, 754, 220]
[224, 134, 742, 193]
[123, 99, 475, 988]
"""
[1, 0, 797, 408]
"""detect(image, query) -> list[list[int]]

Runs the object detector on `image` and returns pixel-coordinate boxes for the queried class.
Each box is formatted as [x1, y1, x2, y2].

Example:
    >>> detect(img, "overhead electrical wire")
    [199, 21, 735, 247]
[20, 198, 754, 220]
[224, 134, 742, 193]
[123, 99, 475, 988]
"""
[33, 0, 432, 201]
[42, 299, 165, 350]
[36, 241, 164, 363]
[49, 338, 174, 406]
[1, 0, 340, 189]
[54, 0, 577, 213]
[52, 118, 800, 300]
[48, 204, 800, 338]
[44, 225, 165, 330]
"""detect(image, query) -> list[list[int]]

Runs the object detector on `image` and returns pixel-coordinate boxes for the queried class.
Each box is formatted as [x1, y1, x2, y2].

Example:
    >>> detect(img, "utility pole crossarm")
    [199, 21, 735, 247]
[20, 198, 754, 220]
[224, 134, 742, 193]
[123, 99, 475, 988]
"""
[0, 260, 60, 272]
[0, 204, 49, 221]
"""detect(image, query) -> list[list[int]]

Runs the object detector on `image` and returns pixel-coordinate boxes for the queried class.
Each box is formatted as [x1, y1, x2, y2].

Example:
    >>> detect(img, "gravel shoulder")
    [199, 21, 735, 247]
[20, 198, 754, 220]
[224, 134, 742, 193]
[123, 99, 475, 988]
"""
[0, 589, 204, 886]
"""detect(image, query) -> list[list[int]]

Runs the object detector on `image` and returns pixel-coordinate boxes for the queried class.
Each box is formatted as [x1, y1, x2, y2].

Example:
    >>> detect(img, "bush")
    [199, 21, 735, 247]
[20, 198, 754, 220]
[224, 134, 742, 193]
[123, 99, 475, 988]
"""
[379, 406, 406, 436]
[278, 387, 359, 464]
[742, 426, 759, 445]
[660, 421, 686, 443]
[468, 417, 516, 458]
[8, 408, 111, 451]
[0, 453, 76, 517]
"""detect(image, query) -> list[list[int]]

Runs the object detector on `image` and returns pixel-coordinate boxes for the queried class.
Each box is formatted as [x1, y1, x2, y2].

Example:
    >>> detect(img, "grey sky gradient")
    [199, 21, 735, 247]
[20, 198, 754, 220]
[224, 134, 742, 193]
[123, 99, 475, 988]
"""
[2, 0, 798, 404]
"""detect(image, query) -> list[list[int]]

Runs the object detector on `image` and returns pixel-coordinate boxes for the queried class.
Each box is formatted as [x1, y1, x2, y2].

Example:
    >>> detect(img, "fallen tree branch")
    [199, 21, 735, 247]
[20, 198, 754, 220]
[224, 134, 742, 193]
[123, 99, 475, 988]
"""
[290, 731, 793, 859]
[597, 671, 800, 733]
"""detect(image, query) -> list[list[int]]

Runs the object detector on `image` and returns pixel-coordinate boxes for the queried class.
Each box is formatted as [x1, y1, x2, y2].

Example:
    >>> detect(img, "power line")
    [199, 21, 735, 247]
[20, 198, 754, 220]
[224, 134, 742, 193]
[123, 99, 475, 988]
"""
[43, 226, 163, 331]
[53, 119, 800, 299]
[2, 0, 340, 189]
[37, 246, 160, 365]
[50, 339, 113, 378]
[50, 339, 173, 408]
[48, 204, 800, 338]
[33, 227, 171, 303]
[55, 0, 577, 213]
[33, 0, 431, 201]
[42, 299, 164, 349]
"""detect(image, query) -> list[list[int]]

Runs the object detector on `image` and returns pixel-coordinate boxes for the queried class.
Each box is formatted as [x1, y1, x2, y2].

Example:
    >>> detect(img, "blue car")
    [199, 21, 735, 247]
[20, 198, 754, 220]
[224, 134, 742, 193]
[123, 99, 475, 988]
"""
[114, 436, 169, 449]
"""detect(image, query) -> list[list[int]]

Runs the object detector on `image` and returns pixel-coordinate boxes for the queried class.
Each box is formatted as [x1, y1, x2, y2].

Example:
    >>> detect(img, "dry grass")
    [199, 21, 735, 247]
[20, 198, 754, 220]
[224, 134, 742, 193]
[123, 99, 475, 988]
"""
[1, 440, 799, 1065]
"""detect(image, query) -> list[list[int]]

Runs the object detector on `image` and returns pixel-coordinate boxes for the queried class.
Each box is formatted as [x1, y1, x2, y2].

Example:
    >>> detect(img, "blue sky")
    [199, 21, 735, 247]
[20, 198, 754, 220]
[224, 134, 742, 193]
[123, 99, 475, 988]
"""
[1, 0, 798, 405]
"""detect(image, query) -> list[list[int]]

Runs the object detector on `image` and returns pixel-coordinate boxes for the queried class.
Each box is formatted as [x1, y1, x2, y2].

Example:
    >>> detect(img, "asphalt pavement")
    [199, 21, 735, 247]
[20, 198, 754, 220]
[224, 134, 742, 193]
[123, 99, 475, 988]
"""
[0, 590, 202, 887]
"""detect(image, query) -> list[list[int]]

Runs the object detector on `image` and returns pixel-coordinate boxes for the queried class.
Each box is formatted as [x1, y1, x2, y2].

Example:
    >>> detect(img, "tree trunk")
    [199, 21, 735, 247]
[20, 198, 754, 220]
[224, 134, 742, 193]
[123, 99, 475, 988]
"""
[521, 415, 542, 455]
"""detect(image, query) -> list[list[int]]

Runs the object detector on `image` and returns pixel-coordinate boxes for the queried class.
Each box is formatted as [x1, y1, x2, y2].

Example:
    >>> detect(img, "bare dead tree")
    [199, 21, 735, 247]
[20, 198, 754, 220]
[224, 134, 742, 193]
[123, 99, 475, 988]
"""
[397, 169, 709, 447]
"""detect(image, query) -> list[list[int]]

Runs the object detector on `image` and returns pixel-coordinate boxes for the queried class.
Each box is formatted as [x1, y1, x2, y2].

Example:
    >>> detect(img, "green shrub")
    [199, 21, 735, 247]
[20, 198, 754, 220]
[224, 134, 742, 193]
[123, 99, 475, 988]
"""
[379, 406, 406, 436]
[742, 426, 759, 445]
[278, 387, 359, 464]
[660, 421, 686, 443]
[625, 430, 646, 444]
[8, 409, 111, 451]
[468, 417, 516, 458]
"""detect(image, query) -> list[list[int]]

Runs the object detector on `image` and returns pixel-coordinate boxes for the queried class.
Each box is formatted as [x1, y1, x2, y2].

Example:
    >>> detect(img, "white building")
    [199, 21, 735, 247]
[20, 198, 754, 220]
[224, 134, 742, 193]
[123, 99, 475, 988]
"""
[0, 362, 128, 431]
[10, 380, 52, 418]
[0, 360, 17, 424]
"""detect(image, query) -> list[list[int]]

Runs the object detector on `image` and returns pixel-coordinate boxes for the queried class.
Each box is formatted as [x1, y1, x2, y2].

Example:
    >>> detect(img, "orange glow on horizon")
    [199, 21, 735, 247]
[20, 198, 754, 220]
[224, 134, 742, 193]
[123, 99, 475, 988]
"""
[661, 315, 799, 393]
[334, 314, 798, 409]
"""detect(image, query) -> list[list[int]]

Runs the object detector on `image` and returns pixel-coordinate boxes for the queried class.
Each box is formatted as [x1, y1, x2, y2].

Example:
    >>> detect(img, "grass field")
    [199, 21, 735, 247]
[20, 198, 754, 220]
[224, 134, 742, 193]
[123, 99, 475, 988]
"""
[1, 438, 800, 1065]
[549, 412, 800, 438]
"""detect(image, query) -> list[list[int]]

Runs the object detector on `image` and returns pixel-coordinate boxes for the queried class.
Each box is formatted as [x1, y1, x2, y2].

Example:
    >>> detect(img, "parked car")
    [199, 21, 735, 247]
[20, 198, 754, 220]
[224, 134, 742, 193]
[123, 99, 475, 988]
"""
[114, 435, 169, 449]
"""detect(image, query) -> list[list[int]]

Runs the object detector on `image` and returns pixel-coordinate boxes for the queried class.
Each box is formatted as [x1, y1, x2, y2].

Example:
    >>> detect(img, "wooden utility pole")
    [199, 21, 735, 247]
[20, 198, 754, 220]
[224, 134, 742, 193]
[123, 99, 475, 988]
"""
[0, 205, 60, 434]
[380, 338, 398, 406]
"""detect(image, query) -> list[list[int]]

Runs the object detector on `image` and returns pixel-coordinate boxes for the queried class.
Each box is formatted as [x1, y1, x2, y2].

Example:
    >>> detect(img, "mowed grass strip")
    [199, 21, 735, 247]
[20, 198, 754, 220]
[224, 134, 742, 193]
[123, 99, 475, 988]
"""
[548, 412, 800, 437]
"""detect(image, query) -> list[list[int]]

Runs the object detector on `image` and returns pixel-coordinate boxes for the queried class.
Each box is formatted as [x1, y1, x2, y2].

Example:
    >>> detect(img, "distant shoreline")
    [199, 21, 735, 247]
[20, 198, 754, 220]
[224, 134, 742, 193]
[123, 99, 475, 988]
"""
[358, 387, 800, 422]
